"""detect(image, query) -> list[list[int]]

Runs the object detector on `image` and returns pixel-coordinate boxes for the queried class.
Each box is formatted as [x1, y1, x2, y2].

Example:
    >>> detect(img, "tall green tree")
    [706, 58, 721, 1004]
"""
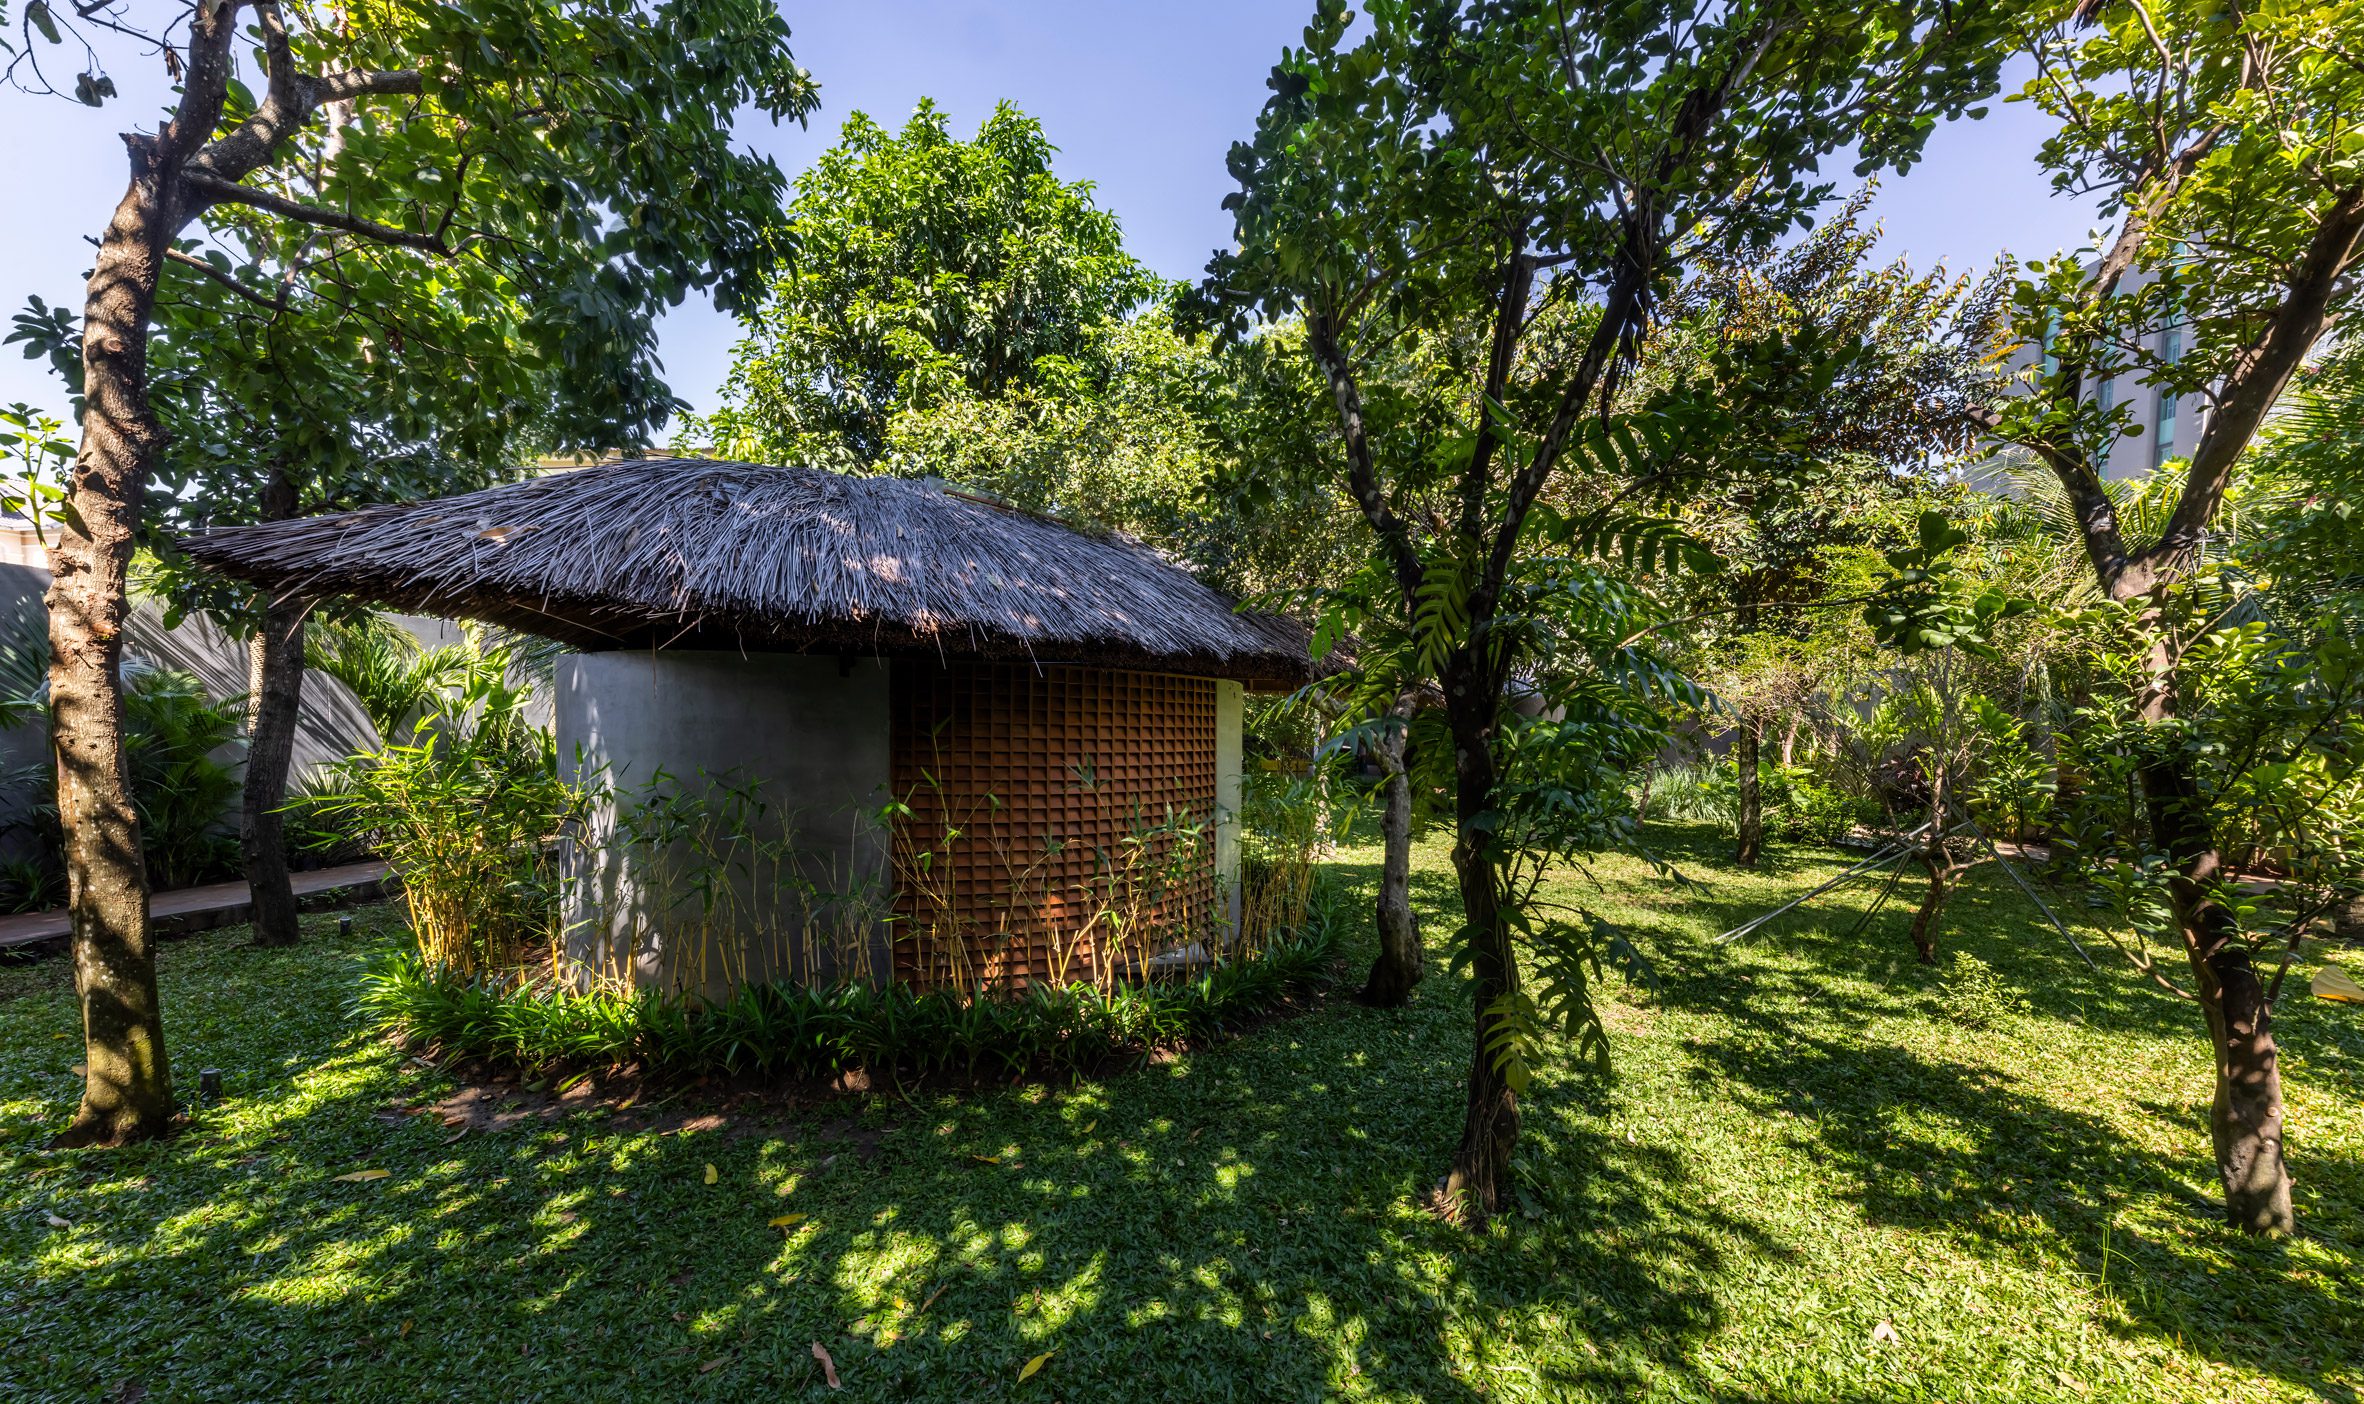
[708, 100, 1159, 468]
[2, 0, 816, 1147]
[12, 215, 561, 950]
[1641, 190, 2009, 865]
[1196, 0, 2021, 1220]
[1990, 0, 2364, 1233]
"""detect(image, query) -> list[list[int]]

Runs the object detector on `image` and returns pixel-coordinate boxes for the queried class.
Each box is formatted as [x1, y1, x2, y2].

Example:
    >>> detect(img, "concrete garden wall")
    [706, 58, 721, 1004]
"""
[555, 650, 895, 997]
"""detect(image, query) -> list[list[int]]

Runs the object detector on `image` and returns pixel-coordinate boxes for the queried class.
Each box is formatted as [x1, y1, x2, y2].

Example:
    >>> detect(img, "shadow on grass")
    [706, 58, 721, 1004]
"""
[0, 888, 1766, 1404]
[1626, 823, 2362, 1401]
[5, 835, 2358, 1403]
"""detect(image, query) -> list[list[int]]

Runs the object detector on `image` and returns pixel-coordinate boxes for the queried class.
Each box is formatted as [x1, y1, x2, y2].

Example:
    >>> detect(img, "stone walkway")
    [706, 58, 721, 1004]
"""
[0, 860, 393, 952]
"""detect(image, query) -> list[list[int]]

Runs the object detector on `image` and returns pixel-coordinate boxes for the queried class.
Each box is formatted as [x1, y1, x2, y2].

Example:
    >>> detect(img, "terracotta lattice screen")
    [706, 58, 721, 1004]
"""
[889, 661, 1218, 990]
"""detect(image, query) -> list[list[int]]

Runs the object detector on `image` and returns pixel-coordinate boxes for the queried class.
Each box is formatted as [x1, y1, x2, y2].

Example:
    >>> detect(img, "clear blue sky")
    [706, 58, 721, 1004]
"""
[0, 4, 2105, 422]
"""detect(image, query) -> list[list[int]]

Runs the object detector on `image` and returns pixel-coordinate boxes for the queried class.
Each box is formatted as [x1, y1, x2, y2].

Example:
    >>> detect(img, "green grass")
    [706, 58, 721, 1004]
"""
[2, 824, 2358, 1402]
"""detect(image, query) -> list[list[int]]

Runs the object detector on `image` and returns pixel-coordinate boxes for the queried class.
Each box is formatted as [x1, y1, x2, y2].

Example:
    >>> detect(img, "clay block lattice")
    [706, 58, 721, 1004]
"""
[890, 661, 1217, 990]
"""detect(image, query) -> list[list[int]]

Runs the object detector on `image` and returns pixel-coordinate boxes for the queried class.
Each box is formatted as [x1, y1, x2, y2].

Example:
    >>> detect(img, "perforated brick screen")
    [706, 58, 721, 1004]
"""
[890, 661, 1218, 989]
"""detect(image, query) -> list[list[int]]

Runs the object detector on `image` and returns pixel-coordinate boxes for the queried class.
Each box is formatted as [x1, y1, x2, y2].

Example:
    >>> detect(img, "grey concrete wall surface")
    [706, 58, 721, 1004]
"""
[1215, 679, 1244, 935]
[557, 650, 894, 997]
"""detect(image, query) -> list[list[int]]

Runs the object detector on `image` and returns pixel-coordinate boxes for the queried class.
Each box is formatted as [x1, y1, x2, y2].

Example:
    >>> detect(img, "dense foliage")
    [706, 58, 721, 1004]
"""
[364, 897, 1342, 1082]
[707, 101, 1159, 468]
[1196, 0, 2025, 1219]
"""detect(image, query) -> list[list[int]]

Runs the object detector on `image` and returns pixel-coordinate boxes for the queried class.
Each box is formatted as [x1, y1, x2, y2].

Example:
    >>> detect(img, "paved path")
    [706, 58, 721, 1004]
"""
[0, 860, 394, 951]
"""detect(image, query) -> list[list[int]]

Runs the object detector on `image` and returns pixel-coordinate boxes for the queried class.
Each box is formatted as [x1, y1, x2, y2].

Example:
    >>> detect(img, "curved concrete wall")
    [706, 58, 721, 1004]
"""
[557, 650, 893, 996]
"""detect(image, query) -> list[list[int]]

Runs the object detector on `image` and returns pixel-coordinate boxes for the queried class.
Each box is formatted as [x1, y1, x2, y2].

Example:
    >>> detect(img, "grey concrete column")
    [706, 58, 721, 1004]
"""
[1215, 679, 1244, 938]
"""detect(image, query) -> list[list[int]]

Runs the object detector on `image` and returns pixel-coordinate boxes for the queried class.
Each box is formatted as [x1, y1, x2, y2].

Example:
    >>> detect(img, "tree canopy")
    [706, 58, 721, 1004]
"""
[707, 100, 1161, 467]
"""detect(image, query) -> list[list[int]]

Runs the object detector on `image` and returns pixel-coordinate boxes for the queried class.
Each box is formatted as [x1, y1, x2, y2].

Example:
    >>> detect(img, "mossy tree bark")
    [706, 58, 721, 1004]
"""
[1437, 671, 1516, 1221]
[1734, 717, 1764, 868]
[50, 148, 175, 1148]
[240, 465, 307, 949]
[1359, 690, 1424, 1006]
[1732, 594, 1764, 868]
[42, 2, 426, 1145]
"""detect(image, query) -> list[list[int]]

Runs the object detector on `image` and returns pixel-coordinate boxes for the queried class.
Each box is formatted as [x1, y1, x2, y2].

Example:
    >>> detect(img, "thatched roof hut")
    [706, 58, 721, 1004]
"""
[181, 457, 1309, 686]
[183, 459, 1309, 999]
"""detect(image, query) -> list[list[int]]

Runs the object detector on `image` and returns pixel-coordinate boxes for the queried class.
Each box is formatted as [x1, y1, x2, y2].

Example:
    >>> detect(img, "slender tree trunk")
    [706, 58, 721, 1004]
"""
[2137, 680, 2293, 1233]
[1360, 691, 1424, 1006]
[241, 470, 306, 947]
[51, 144, 180, 1147]
[1908, 857, 1949, 965]
[1779, 714, 1802, 769]
[1734, 717, 1764, 868]
[1733, 593, 1763, 867]
[1907, 778, 1949, 964]
[1437, 665, 1517, 1222]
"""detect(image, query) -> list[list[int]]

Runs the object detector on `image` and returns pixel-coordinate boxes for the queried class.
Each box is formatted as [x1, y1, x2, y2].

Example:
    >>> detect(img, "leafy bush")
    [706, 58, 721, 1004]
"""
[1644, 759, 1865, 846]
[361, 882, 1347, 1079]
[0, 852, 62, 915]
[1774, 775, 1868, 846]
[1934, 951, 2027, 1030]
[1640, 759, 1736, 828]
[123, 668, 245, 890]
[314, 646, 576, 976]
[279, 768, 376, 870]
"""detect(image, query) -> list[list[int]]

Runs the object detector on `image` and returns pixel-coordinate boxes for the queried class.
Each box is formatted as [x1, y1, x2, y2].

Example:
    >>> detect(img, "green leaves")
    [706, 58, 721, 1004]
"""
[707, 101, 1162, 468]
[1862, 510, 2032, 657]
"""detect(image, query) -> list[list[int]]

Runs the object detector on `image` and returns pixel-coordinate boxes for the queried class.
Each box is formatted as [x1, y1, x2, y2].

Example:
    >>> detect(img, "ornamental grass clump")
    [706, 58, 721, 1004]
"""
[316, 644, 578, 978]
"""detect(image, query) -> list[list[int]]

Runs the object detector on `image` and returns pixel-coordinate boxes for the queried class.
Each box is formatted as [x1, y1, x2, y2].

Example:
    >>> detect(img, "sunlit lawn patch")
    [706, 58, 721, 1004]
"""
[1, 824, 2356, 1402]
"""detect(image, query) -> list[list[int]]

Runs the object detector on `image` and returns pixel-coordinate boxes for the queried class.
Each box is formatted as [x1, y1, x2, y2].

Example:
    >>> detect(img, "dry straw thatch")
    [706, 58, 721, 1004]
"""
[182, 458, 1311, 685]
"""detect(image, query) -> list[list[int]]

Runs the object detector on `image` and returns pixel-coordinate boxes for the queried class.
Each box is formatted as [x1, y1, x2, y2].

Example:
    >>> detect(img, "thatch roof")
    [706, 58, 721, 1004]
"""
[180, 458, 1313, 686]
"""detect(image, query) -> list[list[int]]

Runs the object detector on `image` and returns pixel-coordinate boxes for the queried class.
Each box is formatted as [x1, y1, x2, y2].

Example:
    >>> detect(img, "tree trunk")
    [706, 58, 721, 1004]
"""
[1734, 717, 1764, 868]
[1779, 714, 1803, 769]
[51, 143, 180, 1147]
[1908, 855, 1949, 965]
[241, 475, 306, 948]
[1437, 669, 1517, 1223]
[1732, 591, 1764, 867]
[2140, 747, 2294, 1232]
[1906, 779, 1949, 964]
[2115, 588, 2292, 1232]
[1360, 692, 1423, 1006]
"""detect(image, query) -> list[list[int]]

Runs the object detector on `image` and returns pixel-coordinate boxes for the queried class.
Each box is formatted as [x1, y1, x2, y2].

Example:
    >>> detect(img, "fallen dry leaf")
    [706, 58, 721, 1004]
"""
[1870, 1320, 1900, 1345]
[699, 1357, 728, 1374]
[769, 1213, 808, 1228]
[398, 1320, 413, 1338]
[44, 1213, 70, 1229]
[810, 1341, 840, 1389]
[1018, 1350, 1054, 1382]
[1080, 1120, 1097, 1134]
[702, 1163, 718, 1185]
[332, 1169, 391, 1183]
[971, 1154, 1000, 1165]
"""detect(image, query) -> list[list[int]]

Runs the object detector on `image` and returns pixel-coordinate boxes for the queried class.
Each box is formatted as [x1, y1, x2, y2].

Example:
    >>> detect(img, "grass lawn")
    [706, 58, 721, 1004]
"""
[2, 824, 2358, 1402]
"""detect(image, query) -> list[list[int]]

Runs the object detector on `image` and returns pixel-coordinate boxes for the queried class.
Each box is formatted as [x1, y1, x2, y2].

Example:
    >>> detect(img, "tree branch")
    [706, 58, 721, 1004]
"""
[1457, 251, 1538, 543]
[182, 172, 451, 255]
[1308, 311, 1426, 610]
[162, 248, 285, 312]
[2143, 181, 2364, 584]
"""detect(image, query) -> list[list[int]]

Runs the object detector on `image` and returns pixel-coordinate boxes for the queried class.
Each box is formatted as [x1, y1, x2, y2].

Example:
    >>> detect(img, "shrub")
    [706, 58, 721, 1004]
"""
[1935, 951, 2027, 1030]
[359, 880, 1348, 1080]
[122, 668, 244, 890]
[313, 647, 576, 977]
[1639, 759, 1736, 828]
[1775, 776, 1868, 846]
